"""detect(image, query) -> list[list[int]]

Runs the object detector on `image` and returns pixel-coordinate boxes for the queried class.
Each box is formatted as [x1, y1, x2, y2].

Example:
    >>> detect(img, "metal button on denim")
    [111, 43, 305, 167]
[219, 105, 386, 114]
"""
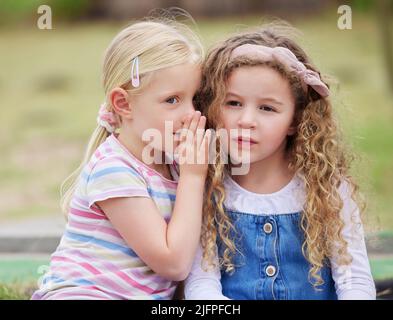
[263, 222, 273, 234]
[266, 265, 276, 277]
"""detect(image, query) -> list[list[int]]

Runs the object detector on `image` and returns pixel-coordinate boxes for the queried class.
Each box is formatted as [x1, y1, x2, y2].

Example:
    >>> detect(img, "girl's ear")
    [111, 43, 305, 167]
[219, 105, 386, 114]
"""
[110, 88, 132, 119]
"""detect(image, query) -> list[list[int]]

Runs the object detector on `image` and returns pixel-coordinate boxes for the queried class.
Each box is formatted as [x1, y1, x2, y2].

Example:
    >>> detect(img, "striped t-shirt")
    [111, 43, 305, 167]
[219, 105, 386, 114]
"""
[32, 134, 179, 300]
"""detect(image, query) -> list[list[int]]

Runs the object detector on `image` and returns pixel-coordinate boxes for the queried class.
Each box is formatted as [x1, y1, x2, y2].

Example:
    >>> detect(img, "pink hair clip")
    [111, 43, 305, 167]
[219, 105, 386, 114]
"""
[230, 44, 330, 98]
[97, 103, 119, 133]
[131, 56, 140, 88]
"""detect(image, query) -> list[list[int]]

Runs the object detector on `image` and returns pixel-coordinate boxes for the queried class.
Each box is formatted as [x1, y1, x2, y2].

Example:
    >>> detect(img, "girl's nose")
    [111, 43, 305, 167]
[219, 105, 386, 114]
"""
[182, 102, 195, 120]
[187, 101, 196, 113]
[237, 107, 257, 129]
[180, 103, 196, 125]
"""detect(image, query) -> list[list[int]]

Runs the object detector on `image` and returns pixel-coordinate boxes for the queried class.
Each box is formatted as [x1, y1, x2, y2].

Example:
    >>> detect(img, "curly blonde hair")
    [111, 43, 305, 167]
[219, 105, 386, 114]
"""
[197, 23, 366, 287]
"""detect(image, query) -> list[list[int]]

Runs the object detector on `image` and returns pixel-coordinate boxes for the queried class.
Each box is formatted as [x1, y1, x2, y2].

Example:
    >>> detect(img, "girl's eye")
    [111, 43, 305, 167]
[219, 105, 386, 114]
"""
[166, 97, 179, 104]
[226, 100, 242, 107]
[259, 105, 275, 112]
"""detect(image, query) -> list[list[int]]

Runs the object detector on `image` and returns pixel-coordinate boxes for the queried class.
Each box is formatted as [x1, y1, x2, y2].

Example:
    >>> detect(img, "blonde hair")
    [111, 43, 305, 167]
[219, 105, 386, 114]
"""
[60, 10, 204, 216]
[198, 22, 365, 288]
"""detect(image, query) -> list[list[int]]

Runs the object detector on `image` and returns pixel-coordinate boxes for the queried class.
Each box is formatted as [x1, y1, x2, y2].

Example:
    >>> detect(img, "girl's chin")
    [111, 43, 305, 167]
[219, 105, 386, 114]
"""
[229, 151, 253, 164]
[229, 158, 252, 166]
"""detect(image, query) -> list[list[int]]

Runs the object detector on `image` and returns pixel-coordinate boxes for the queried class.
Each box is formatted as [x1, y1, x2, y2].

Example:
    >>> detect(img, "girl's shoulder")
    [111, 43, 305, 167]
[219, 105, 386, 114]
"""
[98, 134, 137, 160]
[77, 135, 152, 208]
[85, 134, 178, 185]
[84, 134, 146, 180]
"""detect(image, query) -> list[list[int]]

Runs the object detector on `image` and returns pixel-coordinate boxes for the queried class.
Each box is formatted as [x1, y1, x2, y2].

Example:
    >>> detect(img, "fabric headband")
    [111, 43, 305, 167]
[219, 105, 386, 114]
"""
[230, 44, 330, 98]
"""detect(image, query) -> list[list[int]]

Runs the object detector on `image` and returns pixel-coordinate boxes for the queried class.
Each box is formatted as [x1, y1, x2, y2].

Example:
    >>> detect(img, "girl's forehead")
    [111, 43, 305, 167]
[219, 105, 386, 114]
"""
[225, 66, 294, 104]
[227, 66, 289, 89]
[147, 63, 201, 92]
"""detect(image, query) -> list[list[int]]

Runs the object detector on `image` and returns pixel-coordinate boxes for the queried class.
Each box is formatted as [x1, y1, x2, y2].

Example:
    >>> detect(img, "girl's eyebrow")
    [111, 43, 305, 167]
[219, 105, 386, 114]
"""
[226, 92, 284, 106]
[157, 90, 185, 99]
[259, 97, 284, 106]
[159, 87, 199, 99]
[225, 91, 242, 98]
[160, 90, 183, 96]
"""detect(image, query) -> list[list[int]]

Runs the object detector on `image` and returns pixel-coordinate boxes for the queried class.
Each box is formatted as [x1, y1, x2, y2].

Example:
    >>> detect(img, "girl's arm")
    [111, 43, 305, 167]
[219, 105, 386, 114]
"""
[98, 173, 205, 281]
[184, 244, 230, 300]
[330, 181, 376, 300]
[98, 112, 211, 281]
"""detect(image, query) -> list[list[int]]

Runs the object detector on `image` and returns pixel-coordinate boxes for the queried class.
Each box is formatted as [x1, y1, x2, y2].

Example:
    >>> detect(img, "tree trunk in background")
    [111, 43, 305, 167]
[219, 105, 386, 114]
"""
[376, 0, 393, 94]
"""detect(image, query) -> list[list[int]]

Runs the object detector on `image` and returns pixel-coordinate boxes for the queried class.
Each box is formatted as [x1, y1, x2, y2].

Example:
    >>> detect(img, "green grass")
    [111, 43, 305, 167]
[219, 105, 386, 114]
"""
[0, 256, 391, 300]
[0, 284, 34, 300]
[0, 12, 392, 233]
[0, 256, 49, 300]
[370, 258, 393, 281]
[0, 258, 49, 285]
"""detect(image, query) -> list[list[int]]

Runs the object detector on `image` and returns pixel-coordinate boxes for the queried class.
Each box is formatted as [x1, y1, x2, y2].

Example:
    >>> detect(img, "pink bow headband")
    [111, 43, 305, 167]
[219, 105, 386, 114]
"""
[230, 44, 330, 98]
[97, 56, 140, 132]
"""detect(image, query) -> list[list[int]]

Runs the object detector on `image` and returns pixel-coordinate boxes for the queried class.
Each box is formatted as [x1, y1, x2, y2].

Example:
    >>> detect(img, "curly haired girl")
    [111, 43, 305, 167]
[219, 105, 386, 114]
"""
[185, 23, 375, 300]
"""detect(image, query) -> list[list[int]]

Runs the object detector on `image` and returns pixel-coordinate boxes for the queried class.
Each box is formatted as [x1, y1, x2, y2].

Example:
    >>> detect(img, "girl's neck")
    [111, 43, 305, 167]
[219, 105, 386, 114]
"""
[117, 130, 172, 180]
[231, 149, 294, 195]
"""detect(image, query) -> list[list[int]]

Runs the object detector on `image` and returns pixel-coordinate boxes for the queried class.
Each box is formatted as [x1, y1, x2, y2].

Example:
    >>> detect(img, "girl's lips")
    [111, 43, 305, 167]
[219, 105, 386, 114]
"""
[234, 137, 257, 145]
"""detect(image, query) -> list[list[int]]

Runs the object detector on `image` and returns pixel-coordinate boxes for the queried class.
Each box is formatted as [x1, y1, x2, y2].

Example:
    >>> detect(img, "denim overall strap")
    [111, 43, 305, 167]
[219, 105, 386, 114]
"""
[218, 209, 337, 300]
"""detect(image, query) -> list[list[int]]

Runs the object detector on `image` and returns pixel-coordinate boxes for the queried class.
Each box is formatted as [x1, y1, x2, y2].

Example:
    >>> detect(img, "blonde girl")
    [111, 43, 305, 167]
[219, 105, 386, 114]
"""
[32, 16, 211, 300]
[185, 24, 376, 300]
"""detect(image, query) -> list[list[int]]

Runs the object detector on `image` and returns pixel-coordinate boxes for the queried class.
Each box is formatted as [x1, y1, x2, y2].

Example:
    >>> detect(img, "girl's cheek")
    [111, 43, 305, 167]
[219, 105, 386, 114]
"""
[221, 114, 233, 128]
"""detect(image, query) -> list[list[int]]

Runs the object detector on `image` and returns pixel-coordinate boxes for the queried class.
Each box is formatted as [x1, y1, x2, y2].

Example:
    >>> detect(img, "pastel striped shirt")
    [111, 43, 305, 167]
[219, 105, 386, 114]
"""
[32, 134, 179, 300]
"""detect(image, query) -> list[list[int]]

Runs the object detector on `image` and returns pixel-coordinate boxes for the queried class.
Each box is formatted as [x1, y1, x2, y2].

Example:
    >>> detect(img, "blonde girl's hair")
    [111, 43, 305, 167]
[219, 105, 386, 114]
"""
[198, 22, 365, 288]
[60, 9, 204, 216]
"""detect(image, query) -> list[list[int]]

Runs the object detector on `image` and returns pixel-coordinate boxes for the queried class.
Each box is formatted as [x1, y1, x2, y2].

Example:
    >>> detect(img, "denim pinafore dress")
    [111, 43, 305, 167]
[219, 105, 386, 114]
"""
[218, 176, 337, 300]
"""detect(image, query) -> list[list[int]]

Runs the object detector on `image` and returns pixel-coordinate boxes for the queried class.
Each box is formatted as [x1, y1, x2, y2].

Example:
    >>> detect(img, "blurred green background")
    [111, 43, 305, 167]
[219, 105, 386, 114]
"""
[0, 0, 392, 299]
[0, 0, 392, 232]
